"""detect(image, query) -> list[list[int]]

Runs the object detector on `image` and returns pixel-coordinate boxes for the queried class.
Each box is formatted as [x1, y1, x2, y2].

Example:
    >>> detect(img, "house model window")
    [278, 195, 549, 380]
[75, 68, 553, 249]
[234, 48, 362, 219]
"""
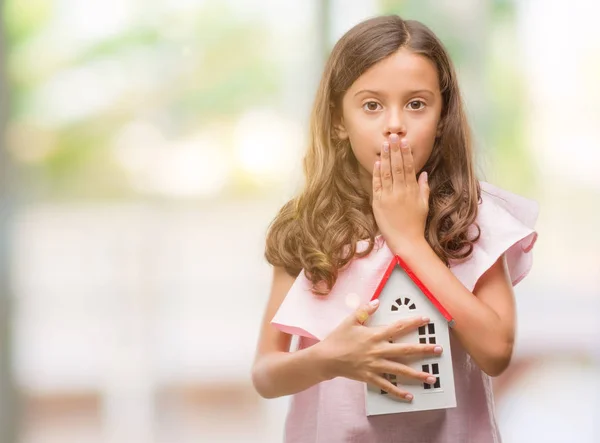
[391, 297, 417, 311]
[419, 323, 436, 344]
[422, 363, 441, 390]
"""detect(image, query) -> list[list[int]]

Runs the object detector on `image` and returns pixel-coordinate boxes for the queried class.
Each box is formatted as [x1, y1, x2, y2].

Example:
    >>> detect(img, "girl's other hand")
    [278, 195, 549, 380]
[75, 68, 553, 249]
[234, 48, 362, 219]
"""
[315, 299, 443, 401]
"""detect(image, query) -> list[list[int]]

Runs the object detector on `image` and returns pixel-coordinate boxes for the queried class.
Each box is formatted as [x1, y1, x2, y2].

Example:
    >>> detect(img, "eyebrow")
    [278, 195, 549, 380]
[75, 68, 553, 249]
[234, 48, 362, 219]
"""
[353, 89, 435, 98]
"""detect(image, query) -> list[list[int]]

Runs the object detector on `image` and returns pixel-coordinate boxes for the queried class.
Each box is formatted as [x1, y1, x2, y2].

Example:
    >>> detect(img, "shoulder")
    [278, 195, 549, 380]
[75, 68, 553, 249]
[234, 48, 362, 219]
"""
[450, 181, 539, 292]
[479, 182, 539, 227]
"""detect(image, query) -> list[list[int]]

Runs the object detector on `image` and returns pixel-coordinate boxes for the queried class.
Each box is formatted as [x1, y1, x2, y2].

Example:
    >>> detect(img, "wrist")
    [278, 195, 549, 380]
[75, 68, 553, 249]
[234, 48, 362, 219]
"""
[309, 340, 337, 382]
[390, 236, 429, 257]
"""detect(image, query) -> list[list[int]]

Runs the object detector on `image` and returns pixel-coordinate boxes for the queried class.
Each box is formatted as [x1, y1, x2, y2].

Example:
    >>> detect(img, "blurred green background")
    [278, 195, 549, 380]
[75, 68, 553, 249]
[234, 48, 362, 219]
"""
[2, 0, 538, 202]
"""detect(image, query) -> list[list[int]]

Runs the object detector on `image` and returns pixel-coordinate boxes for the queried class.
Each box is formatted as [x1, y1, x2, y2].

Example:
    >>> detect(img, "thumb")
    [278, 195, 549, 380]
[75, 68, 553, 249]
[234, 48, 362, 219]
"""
[353, 299, 380, 325]
[419, 171, 430, 204]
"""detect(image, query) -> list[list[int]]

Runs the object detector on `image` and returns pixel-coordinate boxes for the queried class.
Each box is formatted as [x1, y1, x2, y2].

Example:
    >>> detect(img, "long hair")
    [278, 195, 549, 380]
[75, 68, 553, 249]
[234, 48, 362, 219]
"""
[265, 15, 481, 295]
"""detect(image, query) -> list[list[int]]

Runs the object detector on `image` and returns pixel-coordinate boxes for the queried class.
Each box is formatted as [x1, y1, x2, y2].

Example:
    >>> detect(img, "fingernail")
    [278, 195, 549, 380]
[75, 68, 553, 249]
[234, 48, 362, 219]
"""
[400, 138, 408, 147]
[383, 142, 389, 153]
[426, 376, 437, 384]
[421, 317, 430, 323]
[405, 394, 413, 401]
[423, 171, 428, 183]
[389, 134, 399, 142]
[369, 299, 379, 307]
[434, 346, 443, 354]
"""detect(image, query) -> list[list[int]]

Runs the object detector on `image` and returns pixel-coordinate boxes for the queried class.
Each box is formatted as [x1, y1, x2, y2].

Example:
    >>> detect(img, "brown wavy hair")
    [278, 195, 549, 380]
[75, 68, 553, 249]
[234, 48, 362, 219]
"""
[265, 15, 481, 295]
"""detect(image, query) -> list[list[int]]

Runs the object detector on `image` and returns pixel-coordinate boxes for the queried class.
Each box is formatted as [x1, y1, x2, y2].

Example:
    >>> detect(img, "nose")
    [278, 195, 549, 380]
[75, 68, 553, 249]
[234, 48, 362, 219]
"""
[384, 108, 407, 138]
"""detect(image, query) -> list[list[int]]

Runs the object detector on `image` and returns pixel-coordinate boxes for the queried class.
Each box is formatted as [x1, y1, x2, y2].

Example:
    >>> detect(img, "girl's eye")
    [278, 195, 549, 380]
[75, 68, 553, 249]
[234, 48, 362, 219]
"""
[362, 101, 382, 112]
[408, 100, 426, 110]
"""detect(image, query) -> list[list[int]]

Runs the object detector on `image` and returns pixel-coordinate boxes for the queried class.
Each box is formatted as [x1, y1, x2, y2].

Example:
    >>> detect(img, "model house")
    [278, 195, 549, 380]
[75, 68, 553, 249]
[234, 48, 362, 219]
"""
[365, 255, 457, 416]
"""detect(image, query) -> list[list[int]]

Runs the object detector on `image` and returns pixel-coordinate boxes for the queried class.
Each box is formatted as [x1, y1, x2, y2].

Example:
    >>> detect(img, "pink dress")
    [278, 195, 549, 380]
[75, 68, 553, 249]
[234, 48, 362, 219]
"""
[271, 181, 539, 443]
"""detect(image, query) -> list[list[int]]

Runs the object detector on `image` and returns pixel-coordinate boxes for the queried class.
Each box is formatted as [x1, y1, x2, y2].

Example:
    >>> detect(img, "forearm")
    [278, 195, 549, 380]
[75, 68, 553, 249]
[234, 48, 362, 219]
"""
[251, 342, 331, 399]
[393, 239, 513, 376]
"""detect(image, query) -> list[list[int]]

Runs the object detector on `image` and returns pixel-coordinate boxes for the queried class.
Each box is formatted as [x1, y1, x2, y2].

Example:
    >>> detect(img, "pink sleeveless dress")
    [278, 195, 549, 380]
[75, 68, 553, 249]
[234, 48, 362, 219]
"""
[271, 181, 539, 443]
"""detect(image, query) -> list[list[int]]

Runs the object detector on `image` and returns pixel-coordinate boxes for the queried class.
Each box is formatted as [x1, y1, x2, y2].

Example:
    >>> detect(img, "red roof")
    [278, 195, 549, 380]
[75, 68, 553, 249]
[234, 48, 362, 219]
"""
[370, 255, 454, 326]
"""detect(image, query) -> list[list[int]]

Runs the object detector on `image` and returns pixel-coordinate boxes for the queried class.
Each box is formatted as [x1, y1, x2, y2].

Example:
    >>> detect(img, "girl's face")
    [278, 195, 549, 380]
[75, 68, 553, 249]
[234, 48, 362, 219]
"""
[336, 48, 443, 193]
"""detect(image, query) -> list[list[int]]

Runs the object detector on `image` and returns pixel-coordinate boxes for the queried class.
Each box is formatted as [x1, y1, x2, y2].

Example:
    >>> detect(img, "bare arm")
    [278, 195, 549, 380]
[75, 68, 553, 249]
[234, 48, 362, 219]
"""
[394, 240, 516, 377]
[372, 132, 516, 377]
[251, 266, 331, 399]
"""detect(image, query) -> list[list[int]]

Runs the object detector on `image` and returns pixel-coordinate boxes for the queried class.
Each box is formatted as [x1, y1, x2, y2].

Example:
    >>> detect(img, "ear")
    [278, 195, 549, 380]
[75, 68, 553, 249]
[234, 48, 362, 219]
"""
[331, 104, 349, 140]
[334, 119, 349, 140]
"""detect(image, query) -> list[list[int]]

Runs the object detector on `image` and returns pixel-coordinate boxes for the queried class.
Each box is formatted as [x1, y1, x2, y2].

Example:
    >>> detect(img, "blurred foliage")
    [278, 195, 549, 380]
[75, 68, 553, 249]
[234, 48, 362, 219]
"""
[3, 1, 281, 200]
[2, 0, 540, 200]
[3, 0, 53, 43]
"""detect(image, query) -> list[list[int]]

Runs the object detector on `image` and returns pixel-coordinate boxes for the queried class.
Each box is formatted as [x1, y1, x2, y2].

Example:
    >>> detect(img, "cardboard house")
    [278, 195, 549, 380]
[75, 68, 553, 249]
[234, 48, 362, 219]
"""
[364, 254, 457, 416]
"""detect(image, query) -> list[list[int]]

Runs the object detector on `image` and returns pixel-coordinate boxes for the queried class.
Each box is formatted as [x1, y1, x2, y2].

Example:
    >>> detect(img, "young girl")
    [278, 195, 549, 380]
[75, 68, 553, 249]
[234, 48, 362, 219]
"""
[252, 15, 538, 443]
